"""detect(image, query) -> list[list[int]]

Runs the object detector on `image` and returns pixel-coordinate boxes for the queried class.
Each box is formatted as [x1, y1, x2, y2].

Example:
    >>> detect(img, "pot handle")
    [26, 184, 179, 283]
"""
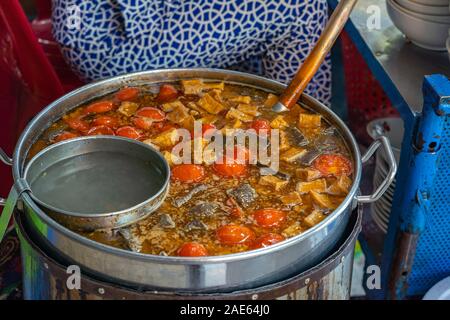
[356, 136, 397, 204]
[0, 179, 29, 243]
[0, 148, 13, 207]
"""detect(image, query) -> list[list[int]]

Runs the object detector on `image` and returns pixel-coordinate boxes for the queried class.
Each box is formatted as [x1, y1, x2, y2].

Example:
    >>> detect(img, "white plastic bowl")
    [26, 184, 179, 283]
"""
[447, 34, 450, 63]
[387, 0, 450, 51]
[395, 0, 450, 16]
[392, 0, 450, 24]
[410, 0, 449, 6]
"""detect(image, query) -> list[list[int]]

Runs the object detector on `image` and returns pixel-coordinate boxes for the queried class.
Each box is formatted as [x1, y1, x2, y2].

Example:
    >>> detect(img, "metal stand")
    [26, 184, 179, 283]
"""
[329, 0, 450, 299]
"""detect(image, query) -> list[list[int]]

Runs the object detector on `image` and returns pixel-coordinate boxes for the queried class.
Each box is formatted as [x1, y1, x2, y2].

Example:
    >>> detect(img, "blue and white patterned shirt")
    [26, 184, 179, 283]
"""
[52, 0, 331, 104]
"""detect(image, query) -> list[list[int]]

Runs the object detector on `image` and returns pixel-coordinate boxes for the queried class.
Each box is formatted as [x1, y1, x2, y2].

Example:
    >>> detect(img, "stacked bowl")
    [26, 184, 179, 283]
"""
[387, 0, 450, 51]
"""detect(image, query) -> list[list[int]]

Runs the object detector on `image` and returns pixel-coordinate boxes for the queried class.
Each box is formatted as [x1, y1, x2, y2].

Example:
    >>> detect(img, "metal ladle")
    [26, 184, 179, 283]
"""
[273, 0, 358, 113]
[0, 136, 170, 240]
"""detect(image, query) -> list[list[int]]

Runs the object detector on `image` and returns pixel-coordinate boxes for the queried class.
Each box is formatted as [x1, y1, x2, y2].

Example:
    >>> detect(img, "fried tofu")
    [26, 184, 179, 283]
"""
[281, 147, 307, 163]
[198, 114, 218, 124]
[280, 192, 302, 205]
[166, 104, 189, 123]
[166, 104, 194, 129]
[282, 222, 303, 237]
[161, 150, 181, 166]
[225, 107, 254, 122]
[229, 96, 251, 104]
[296, 168, 322, 181]
[197, 92, 226, 114]
[237, 104, 260, 116]
[259, 175, 289, 191]
[181, 79, 204, 95]
[298, 113, 322, 128]
[328, 175, 352, 195]
[310, 191, 338, 210]
[279, 130, 291, 152]
[270, 115, 289, 129]
[264, 93, 278, 108]
[304, 210, 326, 227]
[296, 179, 327, 194]
[118, 101, 139, 116]
[151, 128, 179, 148]
[161, 100, 185, 112]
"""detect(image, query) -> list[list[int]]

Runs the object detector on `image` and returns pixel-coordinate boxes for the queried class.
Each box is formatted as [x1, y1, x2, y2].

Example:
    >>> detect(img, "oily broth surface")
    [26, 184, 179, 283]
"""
[31, 81, 353, 256]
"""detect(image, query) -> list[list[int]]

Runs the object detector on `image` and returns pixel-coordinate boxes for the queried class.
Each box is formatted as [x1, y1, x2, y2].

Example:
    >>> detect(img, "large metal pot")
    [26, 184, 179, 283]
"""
[0, 68, 397, 292]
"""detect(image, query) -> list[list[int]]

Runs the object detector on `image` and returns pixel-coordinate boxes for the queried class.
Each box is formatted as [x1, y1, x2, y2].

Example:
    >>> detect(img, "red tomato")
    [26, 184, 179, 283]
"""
[153, 122, 175, 133]
[250, 233, 285, 249]
[54, 131, 80, 142]
[312, 154, 353, 177]
[135, 107, 165, 121]
[92, 115, 120, 128]
[177, 242, 208, 257]
[172, 164, 205, 183]
[213, 145, 250, 177]
[133, 117, 154, 130]
[253, 209, 286, 228]
[213, 162, 247, 177]
[87, 125, 115, 136]
[83, 101, 114, 115]
[156, 84, 178, 103]
[115, 126, 141, 139]
[216, 225, 255, 245]
[64, 117, 90, 132]
[116, 87, 139, 101]
[250, 119, 271, 135]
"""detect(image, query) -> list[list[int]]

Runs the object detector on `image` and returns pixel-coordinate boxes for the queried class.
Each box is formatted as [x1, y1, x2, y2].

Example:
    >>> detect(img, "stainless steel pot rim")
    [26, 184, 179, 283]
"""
[14, 68, 363, 264]
[22, 135, 171, 218]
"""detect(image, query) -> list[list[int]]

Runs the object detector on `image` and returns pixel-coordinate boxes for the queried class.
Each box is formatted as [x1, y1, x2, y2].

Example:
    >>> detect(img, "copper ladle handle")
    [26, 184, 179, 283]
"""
[273, 0, 358, 112]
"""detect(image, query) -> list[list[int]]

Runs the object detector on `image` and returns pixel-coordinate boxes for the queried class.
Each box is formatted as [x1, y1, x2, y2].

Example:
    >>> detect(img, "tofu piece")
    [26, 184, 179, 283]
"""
[161, 150, 181, 166]
[259, 175, 289, 191]
[203, 82, 224, 91]
[264, 93, 278, 108]
[270, 115, 289, 129]
[230, 119, 242, 129]
[279, 130, 291, 152]
[197, 93, 226, 114]
[290, 104, 307, 117]
[225, 107, 254, 122]
[161, 100, 184, 112]
[181, 80, 224, 95]
[237, 104, 260, 116]
[282, 222, 303, 238]
[310, 191, 338, 210]
[304, 210, 326, 227]
[296, 179, 327, 194]
[198, 114, 218, 124]
[328, 175, 352, 195]
[166, 104, 189, 123]
[281, 147, 307, 163]
[280, 192, 302, 205]
[151, 128, 179, 148]
[181, 79, 204, 95]
[230, 96, 251, 104]
[118, 101, 139, 116]
[296, 168, 322, 181]
[298, 113, 322, 128]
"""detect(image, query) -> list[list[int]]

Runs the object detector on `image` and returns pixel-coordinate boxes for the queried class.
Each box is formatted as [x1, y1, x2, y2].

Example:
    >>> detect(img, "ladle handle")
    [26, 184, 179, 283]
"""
[276, 0, 358, 110]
